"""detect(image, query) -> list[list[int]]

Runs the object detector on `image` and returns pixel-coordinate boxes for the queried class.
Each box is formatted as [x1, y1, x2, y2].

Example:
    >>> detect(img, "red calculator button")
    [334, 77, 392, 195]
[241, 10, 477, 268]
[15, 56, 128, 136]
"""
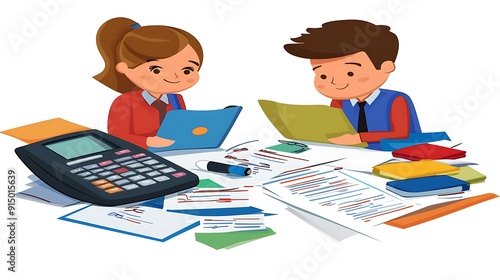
[99, 160, 113, 167]
[113, 167, 128, 174]
[132, 153, 146, 159]
[172, 172, 186, 178]
[105, 187, 123, 194]
[115, 149, 131, 155]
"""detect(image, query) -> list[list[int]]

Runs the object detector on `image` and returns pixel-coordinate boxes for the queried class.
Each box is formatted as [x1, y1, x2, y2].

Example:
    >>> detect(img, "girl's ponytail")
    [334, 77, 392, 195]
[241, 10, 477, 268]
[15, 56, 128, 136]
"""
[93, 17, 140, 93]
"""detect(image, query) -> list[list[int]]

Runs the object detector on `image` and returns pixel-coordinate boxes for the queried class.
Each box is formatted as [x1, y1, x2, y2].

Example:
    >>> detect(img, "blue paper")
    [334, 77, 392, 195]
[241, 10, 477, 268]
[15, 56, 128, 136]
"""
[149, 106, 242, 152]
[140, 196, 165, 209]
[167, 206, 265, 216]
[379, 132, 451, 151]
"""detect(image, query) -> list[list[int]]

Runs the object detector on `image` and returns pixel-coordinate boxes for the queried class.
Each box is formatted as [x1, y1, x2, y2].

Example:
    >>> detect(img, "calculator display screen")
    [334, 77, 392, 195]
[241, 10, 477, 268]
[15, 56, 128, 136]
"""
[45, 135, 114, 160]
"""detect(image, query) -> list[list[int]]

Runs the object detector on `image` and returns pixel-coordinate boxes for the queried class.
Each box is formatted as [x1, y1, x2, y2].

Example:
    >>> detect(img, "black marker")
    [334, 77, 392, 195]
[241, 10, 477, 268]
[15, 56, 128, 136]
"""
[196, 160, 252, 176]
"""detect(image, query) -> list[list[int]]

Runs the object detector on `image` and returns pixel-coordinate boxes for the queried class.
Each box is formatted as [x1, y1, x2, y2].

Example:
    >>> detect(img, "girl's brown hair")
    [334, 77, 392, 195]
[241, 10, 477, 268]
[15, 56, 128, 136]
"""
[93, 17, 203, 93]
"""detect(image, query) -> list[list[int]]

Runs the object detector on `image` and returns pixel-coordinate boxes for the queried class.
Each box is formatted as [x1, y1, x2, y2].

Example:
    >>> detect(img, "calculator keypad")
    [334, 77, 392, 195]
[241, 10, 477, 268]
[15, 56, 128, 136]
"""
[79, 152, 183, 195]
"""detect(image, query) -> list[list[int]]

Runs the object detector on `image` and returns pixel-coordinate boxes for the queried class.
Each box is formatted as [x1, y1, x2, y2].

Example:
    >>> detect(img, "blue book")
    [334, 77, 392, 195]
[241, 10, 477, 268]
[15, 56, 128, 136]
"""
[149, 106, 242, 152]
[386, 175, 470, 197]
[379, 132, 451, 151]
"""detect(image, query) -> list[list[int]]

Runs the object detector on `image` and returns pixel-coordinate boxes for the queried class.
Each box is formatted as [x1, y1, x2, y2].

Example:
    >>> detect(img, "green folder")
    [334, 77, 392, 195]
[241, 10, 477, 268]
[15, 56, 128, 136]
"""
[449, 166, 487, 184]
[196, 179, 225, 189]
[258, 100, 367, 148]
[195, 228, 276, 250]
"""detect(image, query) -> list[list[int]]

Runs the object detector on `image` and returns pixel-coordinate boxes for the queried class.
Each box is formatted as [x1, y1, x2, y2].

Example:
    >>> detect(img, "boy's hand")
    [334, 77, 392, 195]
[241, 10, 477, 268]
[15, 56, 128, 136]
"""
[328, 133, 362, 145]
[147, 136, 175, 147]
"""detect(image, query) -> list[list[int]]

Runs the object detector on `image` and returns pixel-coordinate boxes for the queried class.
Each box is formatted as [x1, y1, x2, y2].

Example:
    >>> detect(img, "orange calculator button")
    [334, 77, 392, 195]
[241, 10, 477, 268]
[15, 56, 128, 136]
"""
[105, 187, 123, 194]
[96, 183, 115, 189]
[91, 179, 108, 186]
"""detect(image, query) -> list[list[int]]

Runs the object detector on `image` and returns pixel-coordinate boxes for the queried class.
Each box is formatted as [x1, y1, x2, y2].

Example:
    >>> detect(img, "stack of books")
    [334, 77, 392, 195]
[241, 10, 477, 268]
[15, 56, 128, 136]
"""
[373, 144, 486, 198]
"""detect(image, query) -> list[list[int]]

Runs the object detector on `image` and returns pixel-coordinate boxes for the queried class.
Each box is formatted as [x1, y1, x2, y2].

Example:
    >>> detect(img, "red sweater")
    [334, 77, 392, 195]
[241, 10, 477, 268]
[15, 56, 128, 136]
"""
[107, 90, 186, 149]
[330, 96, 410, 143]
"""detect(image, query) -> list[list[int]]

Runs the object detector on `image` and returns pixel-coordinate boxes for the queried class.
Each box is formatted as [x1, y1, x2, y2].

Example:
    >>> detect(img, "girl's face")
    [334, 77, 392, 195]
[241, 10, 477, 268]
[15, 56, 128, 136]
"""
[116, 45, 201, 95]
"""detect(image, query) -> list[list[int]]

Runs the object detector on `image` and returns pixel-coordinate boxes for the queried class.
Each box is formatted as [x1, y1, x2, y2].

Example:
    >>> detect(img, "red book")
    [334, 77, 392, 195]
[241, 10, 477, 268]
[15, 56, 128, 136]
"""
[392, 143, 466, 161]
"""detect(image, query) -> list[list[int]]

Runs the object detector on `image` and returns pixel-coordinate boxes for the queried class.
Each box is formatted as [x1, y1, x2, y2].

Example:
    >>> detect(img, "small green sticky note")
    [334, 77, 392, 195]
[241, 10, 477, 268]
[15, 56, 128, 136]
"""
[195, 228, 276, 250]
[196, 179, 225, 189]
[266, 143, 310, 154]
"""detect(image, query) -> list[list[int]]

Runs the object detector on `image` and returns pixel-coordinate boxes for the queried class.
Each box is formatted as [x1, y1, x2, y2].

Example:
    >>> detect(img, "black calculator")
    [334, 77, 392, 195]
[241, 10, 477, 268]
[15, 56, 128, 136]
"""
[15, 129, 199, 206]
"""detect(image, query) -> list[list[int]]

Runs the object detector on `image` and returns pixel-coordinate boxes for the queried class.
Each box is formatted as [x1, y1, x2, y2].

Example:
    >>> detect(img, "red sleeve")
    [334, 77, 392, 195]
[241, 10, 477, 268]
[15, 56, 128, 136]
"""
[107, 95, 149, 149]
[359, 96, 410, 143]
[177, 94, 186, 109]
[330, 99, 342, 108]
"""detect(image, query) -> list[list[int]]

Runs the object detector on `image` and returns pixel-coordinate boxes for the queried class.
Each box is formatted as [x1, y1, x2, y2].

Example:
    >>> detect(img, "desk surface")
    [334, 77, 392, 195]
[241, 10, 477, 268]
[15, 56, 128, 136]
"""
[2, 134, 500, 280]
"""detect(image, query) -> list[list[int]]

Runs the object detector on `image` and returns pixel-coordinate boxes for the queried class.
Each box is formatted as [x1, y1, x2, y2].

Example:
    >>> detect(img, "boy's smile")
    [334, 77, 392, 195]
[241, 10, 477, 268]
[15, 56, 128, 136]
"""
[336, 84, 349, 90]
[310, 51, 395, 101]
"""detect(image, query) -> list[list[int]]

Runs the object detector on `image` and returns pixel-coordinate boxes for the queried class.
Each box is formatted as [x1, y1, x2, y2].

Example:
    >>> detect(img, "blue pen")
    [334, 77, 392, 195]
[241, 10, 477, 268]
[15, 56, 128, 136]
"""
[196, 160, 252, 176]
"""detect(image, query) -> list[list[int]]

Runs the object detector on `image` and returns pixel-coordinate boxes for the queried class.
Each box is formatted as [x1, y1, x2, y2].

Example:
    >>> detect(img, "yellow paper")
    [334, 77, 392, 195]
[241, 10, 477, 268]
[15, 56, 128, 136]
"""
[1, 118, 91, 143]
[372, 160, 460, 180]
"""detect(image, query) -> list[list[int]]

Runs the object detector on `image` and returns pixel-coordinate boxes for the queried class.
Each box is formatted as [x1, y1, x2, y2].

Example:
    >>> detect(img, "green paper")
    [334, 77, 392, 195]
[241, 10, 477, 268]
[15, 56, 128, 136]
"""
[196, 179, 225, 189]
[266, 143, 311, 154]
[258, 100, 367, 148]
[195, 228, 276, 250]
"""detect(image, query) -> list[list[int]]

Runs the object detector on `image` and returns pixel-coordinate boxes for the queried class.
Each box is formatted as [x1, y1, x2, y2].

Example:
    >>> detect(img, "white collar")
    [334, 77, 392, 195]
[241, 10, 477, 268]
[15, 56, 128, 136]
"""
[349, 89, 381, 106]
[141, 91, 171, 105]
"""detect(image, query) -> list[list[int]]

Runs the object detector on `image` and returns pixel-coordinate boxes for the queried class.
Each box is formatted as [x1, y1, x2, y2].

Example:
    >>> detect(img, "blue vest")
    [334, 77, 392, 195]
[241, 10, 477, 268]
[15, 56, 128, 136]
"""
[342, 89, 421, 150]
[166, 94, 183, 110]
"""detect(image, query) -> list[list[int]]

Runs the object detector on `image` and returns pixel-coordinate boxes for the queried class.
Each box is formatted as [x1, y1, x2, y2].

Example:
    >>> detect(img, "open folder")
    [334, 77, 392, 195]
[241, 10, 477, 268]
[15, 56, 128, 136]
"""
[258, 100, 367, 148]
[149, 106, 242, 153]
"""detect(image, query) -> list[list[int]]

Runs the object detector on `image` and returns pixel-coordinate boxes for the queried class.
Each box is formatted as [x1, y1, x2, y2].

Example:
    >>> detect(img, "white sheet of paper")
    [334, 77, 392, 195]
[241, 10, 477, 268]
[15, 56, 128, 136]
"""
[59, 205, 199, 241]
[198, 213, 266, 233]
[164, 186, 250, 210]
[262, 165, 421, 240]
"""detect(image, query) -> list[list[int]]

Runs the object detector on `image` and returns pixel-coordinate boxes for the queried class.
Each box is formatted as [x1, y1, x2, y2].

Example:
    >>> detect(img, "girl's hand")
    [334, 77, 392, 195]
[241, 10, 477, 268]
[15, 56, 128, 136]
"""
[146, 136, 175, 147]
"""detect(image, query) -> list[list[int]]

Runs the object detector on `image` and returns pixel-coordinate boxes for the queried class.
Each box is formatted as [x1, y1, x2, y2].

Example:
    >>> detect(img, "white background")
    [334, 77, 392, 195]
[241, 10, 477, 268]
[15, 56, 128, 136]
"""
[1, 0, 500, 280]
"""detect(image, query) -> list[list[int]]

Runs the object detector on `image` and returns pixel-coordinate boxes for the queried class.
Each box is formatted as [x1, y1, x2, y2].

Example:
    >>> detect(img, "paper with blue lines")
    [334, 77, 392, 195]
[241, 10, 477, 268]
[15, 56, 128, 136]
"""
[199, 213, 265, 233]
[262, 165, 419, 238]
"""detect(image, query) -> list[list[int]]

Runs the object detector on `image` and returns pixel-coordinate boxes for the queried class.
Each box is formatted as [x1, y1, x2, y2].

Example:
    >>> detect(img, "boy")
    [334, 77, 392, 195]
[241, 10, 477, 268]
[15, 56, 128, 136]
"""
[284, 20, 421, 150]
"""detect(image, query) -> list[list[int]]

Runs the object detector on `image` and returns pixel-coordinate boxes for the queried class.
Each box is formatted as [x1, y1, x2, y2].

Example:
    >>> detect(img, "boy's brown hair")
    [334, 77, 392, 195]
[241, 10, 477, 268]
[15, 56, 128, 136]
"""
[284, 20, 398, 69]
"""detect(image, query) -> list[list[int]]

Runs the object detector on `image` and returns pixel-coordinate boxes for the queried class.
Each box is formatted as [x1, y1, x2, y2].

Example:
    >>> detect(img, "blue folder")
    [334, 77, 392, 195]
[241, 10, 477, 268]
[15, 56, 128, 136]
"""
[379, 132, 451, 151]
[149, 106, 242, 152]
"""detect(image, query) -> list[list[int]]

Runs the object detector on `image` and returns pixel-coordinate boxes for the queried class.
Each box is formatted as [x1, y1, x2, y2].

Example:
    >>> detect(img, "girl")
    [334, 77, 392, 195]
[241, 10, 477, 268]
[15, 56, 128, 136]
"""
[93, 17, 203, 149]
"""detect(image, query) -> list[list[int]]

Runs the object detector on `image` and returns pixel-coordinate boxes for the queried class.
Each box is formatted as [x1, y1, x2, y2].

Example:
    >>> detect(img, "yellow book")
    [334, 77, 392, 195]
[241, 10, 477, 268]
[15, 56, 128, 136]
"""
[372, 160, 460, 180]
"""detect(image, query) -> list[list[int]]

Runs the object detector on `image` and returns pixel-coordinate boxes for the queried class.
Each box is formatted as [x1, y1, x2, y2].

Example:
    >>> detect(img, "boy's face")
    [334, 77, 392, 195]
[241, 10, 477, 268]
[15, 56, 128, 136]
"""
[310, 51, 395, 100]
[116, 44, 201, 95]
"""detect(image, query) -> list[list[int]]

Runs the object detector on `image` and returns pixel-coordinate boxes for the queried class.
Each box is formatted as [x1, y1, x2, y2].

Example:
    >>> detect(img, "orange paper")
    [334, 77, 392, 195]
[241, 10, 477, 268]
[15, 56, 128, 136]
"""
[1, 118, 91, 143]
[385, 193, 498, 229]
